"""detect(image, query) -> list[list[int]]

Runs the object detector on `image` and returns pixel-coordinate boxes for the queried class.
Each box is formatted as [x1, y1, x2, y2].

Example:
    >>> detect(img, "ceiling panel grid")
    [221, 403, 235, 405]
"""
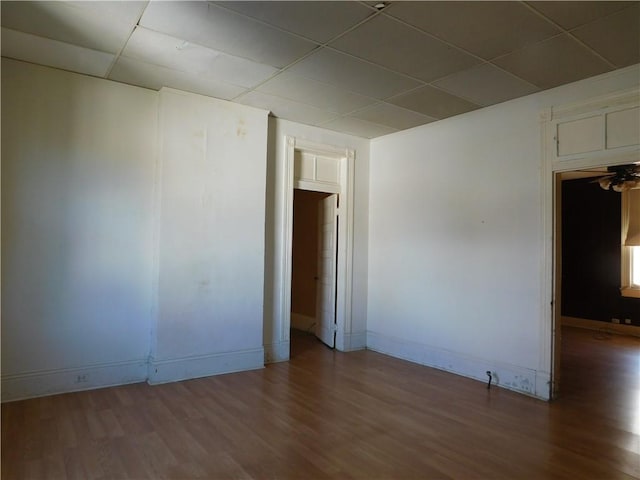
[1, 0, 638, 138]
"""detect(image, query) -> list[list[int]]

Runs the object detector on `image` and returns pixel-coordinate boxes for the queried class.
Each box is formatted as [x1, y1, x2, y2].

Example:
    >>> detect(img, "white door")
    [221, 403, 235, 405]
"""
[315, 194, 338, 348]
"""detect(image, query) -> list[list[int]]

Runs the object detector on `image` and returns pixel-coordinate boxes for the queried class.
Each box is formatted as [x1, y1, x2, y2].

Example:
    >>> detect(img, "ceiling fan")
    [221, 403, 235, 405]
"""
[596, 164, 640, 192]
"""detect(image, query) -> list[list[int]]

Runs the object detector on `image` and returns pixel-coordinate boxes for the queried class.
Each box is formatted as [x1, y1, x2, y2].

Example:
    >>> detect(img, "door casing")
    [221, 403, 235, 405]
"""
[279, 136, 354, 357]
[542, 88, 640, 399]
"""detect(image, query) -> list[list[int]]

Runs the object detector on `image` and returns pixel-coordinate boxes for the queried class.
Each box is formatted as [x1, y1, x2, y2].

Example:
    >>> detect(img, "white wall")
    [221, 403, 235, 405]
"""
[1, 58, 366, 400]
[149, 89, 269, 383]
[7, 54, 632, 403]
[2, 59, 158, 401]
[1, 61, 270, 399]
[367, 65, 640, 399]
[264, 118, 370, 362]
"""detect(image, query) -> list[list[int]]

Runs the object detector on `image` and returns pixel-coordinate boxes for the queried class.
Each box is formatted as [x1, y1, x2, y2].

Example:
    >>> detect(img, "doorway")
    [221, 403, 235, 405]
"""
[553, 167, 613, 396]
[278, 136, 355, 360]
[542, 88, 639, 399]
[552, 165, 639, 397]
[291, 189, 337, 350]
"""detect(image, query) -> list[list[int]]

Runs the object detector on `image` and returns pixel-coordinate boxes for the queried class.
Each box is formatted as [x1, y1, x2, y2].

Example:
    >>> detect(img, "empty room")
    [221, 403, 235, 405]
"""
[2, 1, 639, 478]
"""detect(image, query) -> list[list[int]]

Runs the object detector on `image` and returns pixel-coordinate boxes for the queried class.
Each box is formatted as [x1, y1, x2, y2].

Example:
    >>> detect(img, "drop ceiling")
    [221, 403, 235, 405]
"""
[2, 1, 639, 138]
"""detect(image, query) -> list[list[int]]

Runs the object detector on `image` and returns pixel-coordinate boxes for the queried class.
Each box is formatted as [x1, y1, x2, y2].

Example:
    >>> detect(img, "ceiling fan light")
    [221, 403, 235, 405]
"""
[596, 164, 640, 192]
[598, 177, 612, 190]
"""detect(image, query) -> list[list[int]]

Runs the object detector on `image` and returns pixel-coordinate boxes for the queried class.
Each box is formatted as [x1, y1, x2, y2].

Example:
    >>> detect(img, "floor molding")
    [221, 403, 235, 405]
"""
[343, 331, 367, 351]
[366, 330, 549, 400]
[148, 348, 264, 385]
[1, 359, 148, 403]
[291, 313, 316, 332]
[562, 316, 640, 337]
[264, 341, 290, 364]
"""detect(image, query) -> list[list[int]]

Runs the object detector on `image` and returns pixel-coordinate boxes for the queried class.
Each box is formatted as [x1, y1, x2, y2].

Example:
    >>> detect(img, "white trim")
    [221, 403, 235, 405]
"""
[2, 359, 148, 403]
[280, 136, 355, 356]
[336, 148, 355, 351]
[539, 108, 554, 400]
[621, 287, 640, 299]
[264, 341, 290, 364]
[294, 179, 340, 194]
[147, 348, 264, 385]
[281, 136, 296, 349]
[342, 332, 367, 351]
[366, 331, 550, 400]
[550, 87, 639, 119]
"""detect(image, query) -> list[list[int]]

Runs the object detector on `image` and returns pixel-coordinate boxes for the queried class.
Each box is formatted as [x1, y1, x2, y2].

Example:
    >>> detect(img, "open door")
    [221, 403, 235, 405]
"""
[315, 194, 338, 348]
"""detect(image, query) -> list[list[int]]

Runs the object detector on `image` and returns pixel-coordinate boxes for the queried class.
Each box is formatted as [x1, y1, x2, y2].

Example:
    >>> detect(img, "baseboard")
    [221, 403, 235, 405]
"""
[264, 341, 290, 364]
[341, 331, 367, 351]
[366, 331, 550, 400]
[562, 316, 640, 337]
[147, 348, 264, 385]
[291, 313, 315, 332]
[1, 359, 148, 403]
[3, 347, 267, 401]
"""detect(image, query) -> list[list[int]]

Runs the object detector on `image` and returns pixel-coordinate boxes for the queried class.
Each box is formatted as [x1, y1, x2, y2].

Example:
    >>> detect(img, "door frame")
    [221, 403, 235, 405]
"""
[280, 136, 355, 355]
[542, 87, 639, 399]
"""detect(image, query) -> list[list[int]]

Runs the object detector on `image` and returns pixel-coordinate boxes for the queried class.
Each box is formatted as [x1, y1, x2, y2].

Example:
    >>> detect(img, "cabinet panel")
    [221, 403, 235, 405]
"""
[294, 151, 315, 181]
[557, 115, 604, 156]
[606, 107, 640, 149]
[316, 155, 340, 184]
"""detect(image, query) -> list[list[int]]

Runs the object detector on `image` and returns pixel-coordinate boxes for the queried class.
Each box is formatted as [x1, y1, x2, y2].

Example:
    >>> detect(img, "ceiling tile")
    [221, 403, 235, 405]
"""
[140, 1, 318, 68]
[123, 28, 278, 88]
[433, 63, 540, 106]
[526, 1, 633, 30]
[388, 85, 480, 119]
[1, 27, 114, 77]
[236, 91, 339, 125]
[2, 0, 636, 139]
[330, 14, 480, 82]
[386, 1, 561, 60]
[349, 103, 436, 130]
[286, 48, 421, 99]
[320, 117, 398, 139]
[109, 56, 246, 100]
[65, 1, 148, 22]
[571, 3, 640, 68]
[0, 0, 144, 53]
[493, 33, 614, 90]
[215, 1, 374, 43]
[256, 72, 376, 114]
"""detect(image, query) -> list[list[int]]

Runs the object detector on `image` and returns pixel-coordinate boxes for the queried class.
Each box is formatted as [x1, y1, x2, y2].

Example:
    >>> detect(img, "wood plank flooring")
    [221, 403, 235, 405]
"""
[2, 327, 639, 479]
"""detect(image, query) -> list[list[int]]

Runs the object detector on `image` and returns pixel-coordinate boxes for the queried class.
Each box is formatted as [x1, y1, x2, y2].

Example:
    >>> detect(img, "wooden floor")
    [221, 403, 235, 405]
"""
[2, 327, 639, 479]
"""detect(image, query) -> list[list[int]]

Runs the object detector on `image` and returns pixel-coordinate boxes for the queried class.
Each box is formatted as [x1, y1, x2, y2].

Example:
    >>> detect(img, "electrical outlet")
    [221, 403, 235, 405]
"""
[612, 318, 620, 324]
[75, 374, 88, 383]
[625, 319, 632, 324]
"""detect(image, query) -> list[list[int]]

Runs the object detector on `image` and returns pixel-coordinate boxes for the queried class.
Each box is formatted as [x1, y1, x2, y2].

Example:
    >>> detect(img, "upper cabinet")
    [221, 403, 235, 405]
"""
[546, 88, 639, 169]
